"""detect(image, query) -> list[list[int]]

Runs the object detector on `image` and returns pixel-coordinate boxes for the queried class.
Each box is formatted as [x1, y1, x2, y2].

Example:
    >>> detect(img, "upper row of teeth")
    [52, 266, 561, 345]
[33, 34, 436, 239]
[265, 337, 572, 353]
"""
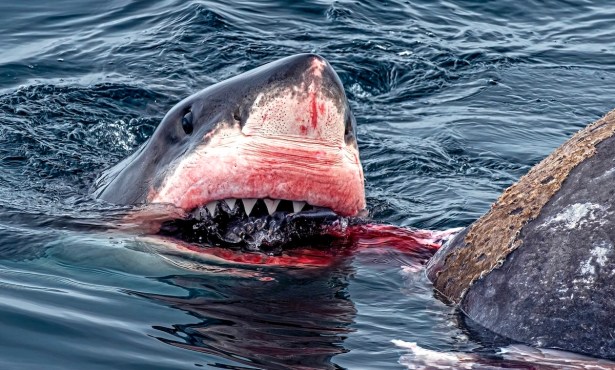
[202, 198, 307, 217]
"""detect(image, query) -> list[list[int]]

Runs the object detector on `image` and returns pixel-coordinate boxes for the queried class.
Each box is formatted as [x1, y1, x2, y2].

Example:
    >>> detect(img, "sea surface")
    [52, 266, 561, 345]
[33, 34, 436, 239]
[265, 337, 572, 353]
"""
[1, 1, 614, 369]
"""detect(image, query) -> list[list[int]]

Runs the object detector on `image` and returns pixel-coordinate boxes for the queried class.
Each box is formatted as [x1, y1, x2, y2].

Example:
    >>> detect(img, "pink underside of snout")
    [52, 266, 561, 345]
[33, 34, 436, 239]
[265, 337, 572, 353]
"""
[148, 130, 366, 216]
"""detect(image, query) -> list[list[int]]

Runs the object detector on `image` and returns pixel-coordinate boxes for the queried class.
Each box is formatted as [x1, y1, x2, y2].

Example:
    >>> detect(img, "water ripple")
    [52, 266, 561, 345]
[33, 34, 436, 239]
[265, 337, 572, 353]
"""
[0, 0, 614, 368]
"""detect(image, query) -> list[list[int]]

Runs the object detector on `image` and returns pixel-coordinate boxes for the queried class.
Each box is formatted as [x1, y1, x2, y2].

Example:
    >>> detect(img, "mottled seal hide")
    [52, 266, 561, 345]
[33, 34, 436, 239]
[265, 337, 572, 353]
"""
[427, 109, 615, 359]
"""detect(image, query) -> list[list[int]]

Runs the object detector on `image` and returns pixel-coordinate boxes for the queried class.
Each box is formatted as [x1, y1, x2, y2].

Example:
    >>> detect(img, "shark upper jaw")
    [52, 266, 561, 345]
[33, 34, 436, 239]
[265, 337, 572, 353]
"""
[147, 127, 366, 221]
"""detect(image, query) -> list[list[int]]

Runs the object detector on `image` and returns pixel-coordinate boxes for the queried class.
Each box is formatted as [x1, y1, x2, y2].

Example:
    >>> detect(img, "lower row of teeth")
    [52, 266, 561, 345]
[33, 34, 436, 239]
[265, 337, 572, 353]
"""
[195, 198, 308, 219]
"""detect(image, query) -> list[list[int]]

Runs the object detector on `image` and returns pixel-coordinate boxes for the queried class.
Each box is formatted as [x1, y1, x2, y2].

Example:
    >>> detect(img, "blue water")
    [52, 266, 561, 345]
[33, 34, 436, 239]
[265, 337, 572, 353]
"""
[1, 1, 614, 369]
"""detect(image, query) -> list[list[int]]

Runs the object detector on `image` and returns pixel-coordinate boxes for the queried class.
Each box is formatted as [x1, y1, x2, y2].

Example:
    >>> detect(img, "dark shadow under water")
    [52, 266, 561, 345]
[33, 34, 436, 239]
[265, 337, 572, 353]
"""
[134, 263, 356, 370]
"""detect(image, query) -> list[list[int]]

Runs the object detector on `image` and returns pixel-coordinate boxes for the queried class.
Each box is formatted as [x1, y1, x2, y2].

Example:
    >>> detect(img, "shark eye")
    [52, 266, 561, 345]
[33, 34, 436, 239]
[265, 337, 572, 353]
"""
[181, 110, 194, 134]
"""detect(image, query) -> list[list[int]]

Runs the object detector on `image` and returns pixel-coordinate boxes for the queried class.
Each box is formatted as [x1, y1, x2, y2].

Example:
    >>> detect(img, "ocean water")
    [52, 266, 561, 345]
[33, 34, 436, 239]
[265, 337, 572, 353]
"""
[1, 1, 614, 369]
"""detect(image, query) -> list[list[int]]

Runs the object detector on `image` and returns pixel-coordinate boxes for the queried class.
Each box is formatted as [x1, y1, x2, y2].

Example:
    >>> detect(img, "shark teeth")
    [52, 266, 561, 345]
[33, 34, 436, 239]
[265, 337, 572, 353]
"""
[205, 201, 217, 216]
[292, 201, 306, 213]
[241, 198, 257, 216]
[192, 198, 317, 220]
[224, 198, 237, 211]
[263, 199, 281, 215]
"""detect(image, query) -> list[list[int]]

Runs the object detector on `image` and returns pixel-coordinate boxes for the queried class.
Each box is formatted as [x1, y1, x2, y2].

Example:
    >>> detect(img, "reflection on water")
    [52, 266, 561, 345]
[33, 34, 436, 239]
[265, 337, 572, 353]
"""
[137, 263, 356, 369]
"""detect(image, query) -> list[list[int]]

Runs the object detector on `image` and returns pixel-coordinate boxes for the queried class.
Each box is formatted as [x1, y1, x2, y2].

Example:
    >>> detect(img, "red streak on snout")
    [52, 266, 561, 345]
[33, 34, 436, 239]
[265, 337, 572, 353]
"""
[310, 92, 318, 129]
[307, 56, 328, 131]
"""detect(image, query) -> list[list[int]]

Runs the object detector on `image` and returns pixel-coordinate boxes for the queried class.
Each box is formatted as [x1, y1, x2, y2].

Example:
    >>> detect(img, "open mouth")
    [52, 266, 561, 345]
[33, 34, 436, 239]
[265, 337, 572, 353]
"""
[157, 197, 359, 253]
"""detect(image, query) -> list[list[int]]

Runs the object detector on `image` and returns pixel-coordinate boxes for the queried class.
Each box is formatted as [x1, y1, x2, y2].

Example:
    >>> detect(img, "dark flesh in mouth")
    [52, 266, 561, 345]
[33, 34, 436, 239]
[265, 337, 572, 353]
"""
[157, 197, 365, 254]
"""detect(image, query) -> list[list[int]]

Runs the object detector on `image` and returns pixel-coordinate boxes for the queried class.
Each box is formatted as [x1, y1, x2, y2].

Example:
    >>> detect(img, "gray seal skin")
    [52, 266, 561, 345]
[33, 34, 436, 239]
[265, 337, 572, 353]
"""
[427, 109, 615, 360]
[93, 54, 366, 218]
